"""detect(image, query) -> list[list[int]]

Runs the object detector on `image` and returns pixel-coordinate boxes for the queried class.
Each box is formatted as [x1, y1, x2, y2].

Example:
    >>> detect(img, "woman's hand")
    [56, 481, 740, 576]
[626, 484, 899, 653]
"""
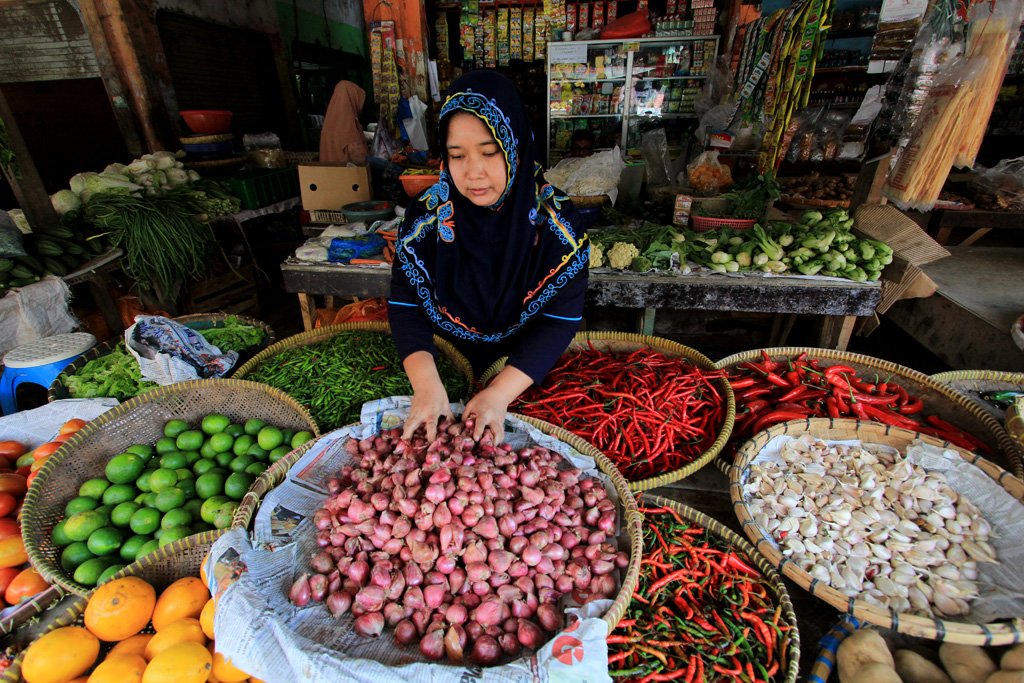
[465, 365, 533, 444]
[402, 351, 453, 441]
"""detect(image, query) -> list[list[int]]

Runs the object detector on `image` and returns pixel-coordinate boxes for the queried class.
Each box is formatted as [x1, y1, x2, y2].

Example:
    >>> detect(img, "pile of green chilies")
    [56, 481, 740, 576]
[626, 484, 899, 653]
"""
[245, 331, 470, 431]
[608, 504, 790, 683]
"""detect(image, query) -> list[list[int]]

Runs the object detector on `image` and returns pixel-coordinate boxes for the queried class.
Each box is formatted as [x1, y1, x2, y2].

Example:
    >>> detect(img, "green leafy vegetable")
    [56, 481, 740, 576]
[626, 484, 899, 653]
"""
[197, 317, 266, 353]
[65, 343, 156, 401]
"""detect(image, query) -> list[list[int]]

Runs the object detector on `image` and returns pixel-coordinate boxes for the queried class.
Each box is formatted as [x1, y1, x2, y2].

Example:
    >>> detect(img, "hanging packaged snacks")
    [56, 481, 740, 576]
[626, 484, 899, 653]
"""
[593, 1, 606, 28]
[524, 8, 536, 61]
[536, 13, 549, 59]
[510, 8, 523, 61]
[498, 7, 510, 66]
[579, 2, 590, 29]
[566, 3, 578, 32]
[484, 10, 497, 68]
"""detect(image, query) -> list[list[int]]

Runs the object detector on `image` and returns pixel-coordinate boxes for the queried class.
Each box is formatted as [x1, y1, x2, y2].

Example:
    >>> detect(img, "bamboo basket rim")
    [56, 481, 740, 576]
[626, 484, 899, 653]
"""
[232, 413, 645, 633]
[22, 379, 318, 597]
[0, 530, 223, 683]
[729, 416, 1024, 645]
[714, 347, 1024, 479]
[930, 370, 1024, 386]
[643, 495, 801, 683]
[478, 331, 736, 492]
[806, 616, 862, 683]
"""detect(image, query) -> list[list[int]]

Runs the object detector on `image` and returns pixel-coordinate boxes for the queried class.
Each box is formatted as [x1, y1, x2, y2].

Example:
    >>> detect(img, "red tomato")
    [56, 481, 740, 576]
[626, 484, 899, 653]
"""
[0, 536, 27, 568]
[24, 470, 38, 490]
[0, 494, 16, 518]
[0, 519, 19, 541]
[5, 567, 48, 604]
[31, 442, 61, 461]
[0, 567, 20, 596]
[0, 442, 26, 459]
[0, 474, 25, 498]
[58, 418, 87, 435]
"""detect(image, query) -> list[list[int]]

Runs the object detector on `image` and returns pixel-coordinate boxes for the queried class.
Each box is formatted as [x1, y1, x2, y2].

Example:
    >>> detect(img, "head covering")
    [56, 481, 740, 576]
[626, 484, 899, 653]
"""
[394, 71, 589, 343]
[319, 81, 368, 165]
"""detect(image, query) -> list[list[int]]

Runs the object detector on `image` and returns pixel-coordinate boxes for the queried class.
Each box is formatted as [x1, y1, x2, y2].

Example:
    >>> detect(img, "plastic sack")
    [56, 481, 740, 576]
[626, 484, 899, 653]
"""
[315, 297, 389, 328]
[0, 211, 27, 258]
[400, 95, 430, 151]
[125, 315, 238, 385]
[686, 150, 733, 195]
[327, 233, 386, 263]
[970, 156, 1024, 211]
[543, 148, 626, 203]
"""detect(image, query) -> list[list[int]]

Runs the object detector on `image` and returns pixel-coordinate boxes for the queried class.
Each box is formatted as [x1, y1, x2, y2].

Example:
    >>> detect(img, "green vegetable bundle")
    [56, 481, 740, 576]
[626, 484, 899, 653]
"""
[244, 331, 471, 431]
[197, 316, 267, 353]
[65, 343, 156, 402]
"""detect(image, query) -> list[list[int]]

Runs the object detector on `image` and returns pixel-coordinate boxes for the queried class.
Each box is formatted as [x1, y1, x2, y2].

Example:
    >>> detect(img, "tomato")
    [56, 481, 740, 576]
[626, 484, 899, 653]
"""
[16, 466, 30, 479]
[0, 567, 20, 596]
[0, 494, 16, 519]
[0, 536, 27, 568]
[0, 519, 20, 541]
[0, 442, 27, 459]
[59, 418, 87, 435]
[25, 470, 38, 490]
[32, 442, 61, 461]
[5, 567, 48, 604]
[29, 458, 48, 473]
[0, 474, 26, 498]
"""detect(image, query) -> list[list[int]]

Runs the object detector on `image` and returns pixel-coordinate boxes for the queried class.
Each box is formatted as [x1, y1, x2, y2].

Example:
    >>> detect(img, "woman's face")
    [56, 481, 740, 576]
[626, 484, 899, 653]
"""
[445, 112, 508, 207]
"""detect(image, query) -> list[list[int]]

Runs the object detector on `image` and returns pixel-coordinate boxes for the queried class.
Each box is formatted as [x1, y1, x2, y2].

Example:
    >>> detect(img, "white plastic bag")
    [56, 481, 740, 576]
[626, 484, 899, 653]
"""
[402, 96, 430, 151]
[543, 148, 626, 204]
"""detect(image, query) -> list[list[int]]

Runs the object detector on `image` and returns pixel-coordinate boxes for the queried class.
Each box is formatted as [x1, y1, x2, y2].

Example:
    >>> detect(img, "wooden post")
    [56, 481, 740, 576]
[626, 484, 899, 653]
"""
[0, 89, 60, 233]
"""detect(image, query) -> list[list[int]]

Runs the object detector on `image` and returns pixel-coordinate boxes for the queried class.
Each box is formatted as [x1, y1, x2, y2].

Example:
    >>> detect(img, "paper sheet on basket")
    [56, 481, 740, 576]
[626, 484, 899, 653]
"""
[206, 397, 617, 683]
[740, 435, 1024, 623]
[0, 399, 117, 448]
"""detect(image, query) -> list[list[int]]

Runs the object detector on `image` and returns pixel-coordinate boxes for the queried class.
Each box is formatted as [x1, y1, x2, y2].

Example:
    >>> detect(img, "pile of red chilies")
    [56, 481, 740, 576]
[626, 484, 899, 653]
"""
[608, 504, 790, 683]
[728, 351, 989, 455]
[513, 349, 727, 481]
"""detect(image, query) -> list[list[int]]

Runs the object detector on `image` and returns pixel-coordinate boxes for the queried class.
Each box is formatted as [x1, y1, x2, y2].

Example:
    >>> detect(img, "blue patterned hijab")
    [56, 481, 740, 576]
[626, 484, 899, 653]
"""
[393, 70, 589, 343]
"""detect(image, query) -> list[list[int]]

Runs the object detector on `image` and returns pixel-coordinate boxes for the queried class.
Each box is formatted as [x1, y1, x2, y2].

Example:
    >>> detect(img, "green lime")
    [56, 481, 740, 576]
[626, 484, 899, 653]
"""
[183, 451, 200, 465]
[93, 505, 113, 525]
[224, 472, 254, 501]
[209, 432, 234, 454]
[74, 557, 116, 587]
[246, 444, 269, 461]
[163, 419, 189, 439]
[136, 539, 159, 558]
[175, 468, 195, 481]
[153, 528, 164, 540]
[65, 496, 99, 517]
[134, 492, 148, 505]
[231, 434, 255, 457]
[161, 508, 192, 530]
[213, 501, 240, 529]
[78, 479, 110, 499]
[201, 413, 230, 435]
[200, 441, 219, 459]
[159, 526, 191, 547]
[105, 453, 145, 485]
[257, 426, 284, 451]
[268, 446, 291, 464]
[215, 451, 234, 468]
[176, 478, 196, 500]
[154, 487, 186, 512]
[159, 452, 187, 470]
[195, 472, 225, 500]
[224, 423, 245, 438]
[136, 470, 153, 492]
[149, 468, 178, 493]
[229, 455, 254, 473]
[102, 483, 137, 506]
[183, 498, 204, 521]
[129, 507, 161, 536]
[125, 443, 154, 460]
[142, 492, 159, 509]
[120, 535, 150, 562]
[280, 429, 296, 447]
[86, 527, 124, 556]
[176, 430, 204, 451]
[97, 564, 126, 584]
[192, 459, 217, 476]
[200, 496, 229, 524]
[243, 418, 266, 436]
[244, 462, 267, 476]
[64, 510, 107, 543]
[155, 437, 178, 454]
[291, 431, 314, 449]
[192, 521, 215, 533]
[51, 519, 72, 547]
[110, 501, 141, 527]
[61, 542, 95, 572]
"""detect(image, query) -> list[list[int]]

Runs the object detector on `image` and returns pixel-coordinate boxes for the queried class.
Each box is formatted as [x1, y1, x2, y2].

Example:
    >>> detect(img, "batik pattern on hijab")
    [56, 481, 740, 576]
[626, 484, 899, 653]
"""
[394, 71, 589, 344]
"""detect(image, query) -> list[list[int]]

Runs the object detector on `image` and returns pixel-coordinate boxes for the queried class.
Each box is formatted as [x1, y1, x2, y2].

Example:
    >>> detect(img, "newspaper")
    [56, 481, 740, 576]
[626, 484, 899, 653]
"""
[740, 435, 1024, 623]
[207, 397, 619, 683]
[0, 398, 117, 448]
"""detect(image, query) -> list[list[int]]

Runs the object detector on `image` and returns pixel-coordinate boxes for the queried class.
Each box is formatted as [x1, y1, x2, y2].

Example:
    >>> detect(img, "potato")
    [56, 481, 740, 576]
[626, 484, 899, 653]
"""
[1002, 644, 1024, 671]
[838, 629, 895, 683]
[940, 643, 997, 683]
[986, 672, 1024, 683]
[846, 662, 903, 683]
[894, 649, 952, 683]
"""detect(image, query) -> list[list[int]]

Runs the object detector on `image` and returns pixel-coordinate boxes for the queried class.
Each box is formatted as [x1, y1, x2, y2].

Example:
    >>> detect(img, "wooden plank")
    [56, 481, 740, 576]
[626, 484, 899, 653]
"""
[297, 293, 317, 332]
[0, 88, 61, 233]
[817, 315, 858, 350]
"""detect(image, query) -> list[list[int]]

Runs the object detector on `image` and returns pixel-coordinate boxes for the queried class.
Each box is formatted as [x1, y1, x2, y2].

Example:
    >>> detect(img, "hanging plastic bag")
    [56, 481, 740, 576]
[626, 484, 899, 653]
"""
[686, 150, 733, 195]
[401, 95, 430, 151]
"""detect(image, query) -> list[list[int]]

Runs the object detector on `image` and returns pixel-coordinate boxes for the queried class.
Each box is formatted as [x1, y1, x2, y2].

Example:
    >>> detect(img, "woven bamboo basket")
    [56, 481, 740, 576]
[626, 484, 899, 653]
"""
[232, 414, 644, 635]
[478, 331, 736, 492]
[635, 495, 801, 683]
[730, 417, 1024, 645]
[47, 313, 277, 401]
[806, 616, 863, 683]
[0, 530, 222, 683]
[22, 379, 318, 597]
[715, 347, 1024, 479]
[569, 194, 609, 208]
[930, 370, 1024, 424]
[0, 585, 63, 637]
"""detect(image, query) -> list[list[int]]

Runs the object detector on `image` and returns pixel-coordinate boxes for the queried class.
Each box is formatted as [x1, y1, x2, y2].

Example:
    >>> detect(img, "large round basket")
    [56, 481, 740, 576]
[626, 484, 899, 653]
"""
[47, 313, 277, 401]
[22, 380, 318, 597]
[569, 194, 609, 208]
[230, 321, 474, 432]
[479, 331, 736, 492]
[730, 417, 1024, 645]
[690, 215, 757, 232]
[715, 347, 1024, 479]
[929, 370, 1024, 425]
[232, 413, 644, 635]
[0, 530, 222, 683]
[635, 495, 801, 683]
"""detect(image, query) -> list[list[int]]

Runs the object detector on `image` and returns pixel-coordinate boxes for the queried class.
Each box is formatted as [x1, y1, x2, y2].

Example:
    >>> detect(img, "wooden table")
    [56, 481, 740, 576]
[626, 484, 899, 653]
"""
[280, 261, 882, 350]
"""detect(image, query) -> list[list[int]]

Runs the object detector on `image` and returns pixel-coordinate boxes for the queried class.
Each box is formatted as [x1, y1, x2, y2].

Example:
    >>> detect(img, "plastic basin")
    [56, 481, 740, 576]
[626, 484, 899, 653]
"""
[180, 110, 233, 134]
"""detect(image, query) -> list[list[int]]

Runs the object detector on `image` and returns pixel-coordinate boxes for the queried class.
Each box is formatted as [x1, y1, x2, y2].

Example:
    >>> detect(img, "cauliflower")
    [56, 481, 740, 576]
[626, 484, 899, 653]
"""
[589, 243, 605, 268]
[606, 242, 640, 270]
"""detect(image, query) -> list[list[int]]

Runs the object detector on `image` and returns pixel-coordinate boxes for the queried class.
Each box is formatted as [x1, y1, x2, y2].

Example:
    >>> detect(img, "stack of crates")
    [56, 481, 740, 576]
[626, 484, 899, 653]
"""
[221, 168, 300, 210]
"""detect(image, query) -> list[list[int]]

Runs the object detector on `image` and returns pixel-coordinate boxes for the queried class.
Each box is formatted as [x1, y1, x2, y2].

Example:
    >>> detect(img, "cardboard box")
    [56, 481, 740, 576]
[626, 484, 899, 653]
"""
[298, 164, 371, 211]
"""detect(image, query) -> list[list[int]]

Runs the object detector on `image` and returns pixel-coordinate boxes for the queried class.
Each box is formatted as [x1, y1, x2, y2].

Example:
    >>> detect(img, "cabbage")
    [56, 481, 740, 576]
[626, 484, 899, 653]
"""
[165, 168, 189, 186]
[150, 151, 177, 170]
[83, 172, 143, 199]
[50, 189, 81, 216]
[7, 209, 30, 233]
[69, 172, 97, 195]
[124, 158, 154, 175]
[103, 162, 126, 175]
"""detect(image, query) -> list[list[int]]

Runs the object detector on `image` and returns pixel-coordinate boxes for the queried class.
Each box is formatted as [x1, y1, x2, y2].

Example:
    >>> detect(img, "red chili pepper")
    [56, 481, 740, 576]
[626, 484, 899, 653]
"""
[860, 403, 920, 429]
[764, 372, 790, 388]
[729, 377, 757, 389]
[826, 397, 840, 419]
[751, 409, 809, 434]
[898, 396, 924, 414]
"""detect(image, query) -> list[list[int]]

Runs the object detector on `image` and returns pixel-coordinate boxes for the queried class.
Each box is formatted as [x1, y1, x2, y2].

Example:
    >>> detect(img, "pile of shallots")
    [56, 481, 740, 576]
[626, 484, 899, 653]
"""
[289, 417, 626, 667]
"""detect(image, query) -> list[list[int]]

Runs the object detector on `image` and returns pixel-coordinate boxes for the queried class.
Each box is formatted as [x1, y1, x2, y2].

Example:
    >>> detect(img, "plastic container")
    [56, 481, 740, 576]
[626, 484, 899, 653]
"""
[341, 200, 396, 222]
[180, 110, 233, 134]
[400, 173, 440, 198]
[222, 167, 300, 210]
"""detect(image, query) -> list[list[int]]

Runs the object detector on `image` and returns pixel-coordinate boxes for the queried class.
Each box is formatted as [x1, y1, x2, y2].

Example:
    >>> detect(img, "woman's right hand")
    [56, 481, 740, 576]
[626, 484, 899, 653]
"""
[401, 351, 453, 442]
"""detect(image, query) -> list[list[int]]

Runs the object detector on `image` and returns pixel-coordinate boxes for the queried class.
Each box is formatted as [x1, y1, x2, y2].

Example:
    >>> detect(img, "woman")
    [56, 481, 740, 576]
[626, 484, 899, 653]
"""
[319, 81, 369, 165]
[388, 71, 590, 444]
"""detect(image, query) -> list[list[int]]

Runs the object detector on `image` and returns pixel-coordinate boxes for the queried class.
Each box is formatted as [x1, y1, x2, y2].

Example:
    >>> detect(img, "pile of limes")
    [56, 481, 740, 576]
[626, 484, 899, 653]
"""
[50, 413, 313, 587]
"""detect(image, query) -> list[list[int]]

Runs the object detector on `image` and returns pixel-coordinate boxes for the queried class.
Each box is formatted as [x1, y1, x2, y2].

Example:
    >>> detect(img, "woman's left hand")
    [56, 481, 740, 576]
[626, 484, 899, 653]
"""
[465, 366, 534, 445]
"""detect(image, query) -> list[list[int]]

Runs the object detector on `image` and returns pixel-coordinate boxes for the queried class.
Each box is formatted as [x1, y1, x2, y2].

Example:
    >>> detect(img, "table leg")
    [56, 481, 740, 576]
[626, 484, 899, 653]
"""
[297, 292, 317, 332]
[638, 307, 656, 336]
[818, 315, 857, 350]
[957, 228, 991, 248]
[87, 275, 124, 335]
